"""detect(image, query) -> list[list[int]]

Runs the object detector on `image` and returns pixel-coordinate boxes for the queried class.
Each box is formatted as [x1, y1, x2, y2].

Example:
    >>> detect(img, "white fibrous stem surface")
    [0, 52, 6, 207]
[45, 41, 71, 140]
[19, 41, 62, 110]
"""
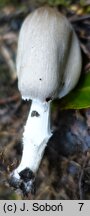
[13, 100, 52, 179]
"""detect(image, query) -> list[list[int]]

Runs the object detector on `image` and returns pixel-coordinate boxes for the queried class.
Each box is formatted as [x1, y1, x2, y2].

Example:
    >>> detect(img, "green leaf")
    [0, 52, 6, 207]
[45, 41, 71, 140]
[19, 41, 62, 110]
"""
[59, 71, 90, 110]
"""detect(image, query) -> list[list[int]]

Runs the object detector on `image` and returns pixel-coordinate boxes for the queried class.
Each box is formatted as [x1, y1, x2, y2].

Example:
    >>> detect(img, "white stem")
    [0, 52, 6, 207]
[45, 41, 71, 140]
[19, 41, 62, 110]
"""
[14, 100, 52, 179]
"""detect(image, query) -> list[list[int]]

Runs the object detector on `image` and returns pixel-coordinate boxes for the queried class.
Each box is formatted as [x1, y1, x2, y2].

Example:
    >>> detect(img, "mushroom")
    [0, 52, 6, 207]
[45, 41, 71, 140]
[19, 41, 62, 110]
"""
[10, 6, 82, 194]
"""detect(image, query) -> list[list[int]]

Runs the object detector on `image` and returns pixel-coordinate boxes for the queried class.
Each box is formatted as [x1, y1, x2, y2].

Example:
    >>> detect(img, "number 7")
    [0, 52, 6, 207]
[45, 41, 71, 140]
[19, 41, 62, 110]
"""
[78, 203, 84, 211]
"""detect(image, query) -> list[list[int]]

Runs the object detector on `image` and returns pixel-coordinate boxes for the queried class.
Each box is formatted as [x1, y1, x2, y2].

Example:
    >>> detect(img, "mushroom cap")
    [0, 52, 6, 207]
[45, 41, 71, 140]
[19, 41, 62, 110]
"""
[16, 6, 82, 102]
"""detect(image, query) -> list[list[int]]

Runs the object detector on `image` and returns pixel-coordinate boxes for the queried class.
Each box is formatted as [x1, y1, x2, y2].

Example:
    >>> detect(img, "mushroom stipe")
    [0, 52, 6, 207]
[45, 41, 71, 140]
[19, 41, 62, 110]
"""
[9, 6, 82, 195]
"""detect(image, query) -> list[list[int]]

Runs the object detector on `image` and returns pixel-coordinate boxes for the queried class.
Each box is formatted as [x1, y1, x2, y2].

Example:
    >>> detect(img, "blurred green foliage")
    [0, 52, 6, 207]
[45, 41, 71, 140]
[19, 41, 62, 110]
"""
[45, 0, 72, 6]
[0, 0, 87, 8]
[0, 0, 21, 7]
